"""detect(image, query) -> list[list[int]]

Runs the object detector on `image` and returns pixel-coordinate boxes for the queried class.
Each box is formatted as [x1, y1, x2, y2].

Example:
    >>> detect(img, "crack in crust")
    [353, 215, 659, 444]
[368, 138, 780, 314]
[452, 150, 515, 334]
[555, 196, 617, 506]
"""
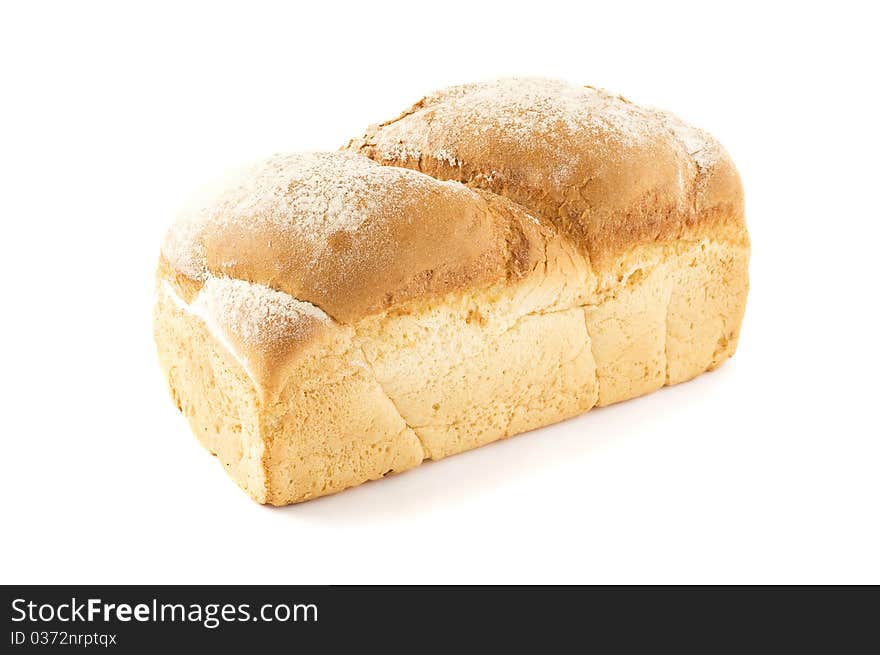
[356, 343, 430, 462]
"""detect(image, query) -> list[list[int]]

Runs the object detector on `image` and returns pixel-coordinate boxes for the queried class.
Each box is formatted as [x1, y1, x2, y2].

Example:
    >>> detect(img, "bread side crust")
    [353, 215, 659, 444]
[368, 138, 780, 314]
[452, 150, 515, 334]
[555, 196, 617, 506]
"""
[154, 280, 269, 502]
[154, 275, 426, 505]
[155, 232, 747, 504]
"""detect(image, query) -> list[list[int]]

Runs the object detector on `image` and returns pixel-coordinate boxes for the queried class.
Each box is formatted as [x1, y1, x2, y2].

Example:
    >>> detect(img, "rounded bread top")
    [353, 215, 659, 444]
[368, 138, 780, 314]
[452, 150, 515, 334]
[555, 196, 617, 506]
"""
[161, 150, 545, 323]
[349, 77, 745, 264]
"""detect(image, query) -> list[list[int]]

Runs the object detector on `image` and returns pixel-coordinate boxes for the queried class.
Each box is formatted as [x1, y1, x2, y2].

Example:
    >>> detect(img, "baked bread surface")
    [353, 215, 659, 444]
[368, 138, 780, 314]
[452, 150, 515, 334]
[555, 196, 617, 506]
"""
[154, 78, 749, 505]
[348, 78, 746, 264]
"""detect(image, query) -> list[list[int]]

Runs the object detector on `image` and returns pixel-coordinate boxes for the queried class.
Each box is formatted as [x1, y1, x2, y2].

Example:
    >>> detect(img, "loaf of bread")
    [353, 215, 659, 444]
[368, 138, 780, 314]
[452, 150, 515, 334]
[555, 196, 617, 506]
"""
[154, 78, 749, 505]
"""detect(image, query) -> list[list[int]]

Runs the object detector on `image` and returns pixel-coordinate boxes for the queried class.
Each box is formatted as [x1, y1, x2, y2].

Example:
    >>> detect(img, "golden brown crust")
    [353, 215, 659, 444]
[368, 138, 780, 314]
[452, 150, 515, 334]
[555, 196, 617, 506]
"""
[347, 77, 747, 266]
[161, 151, 547, 324]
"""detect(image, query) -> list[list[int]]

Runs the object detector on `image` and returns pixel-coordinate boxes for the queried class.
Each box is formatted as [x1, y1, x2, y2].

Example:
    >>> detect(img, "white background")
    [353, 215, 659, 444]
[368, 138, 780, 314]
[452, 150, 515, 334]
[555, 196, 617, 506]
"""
[2, 1, 878, 584]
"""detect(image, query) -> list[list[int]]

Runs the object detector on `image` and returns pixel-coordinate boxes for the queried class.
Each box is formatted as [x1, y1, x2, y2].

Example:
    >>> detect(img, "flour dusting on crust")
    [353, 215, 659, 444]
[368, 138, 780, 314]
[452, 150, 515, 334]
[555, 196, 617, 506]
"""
[368, 78, 659, 171]
[653, 109, 725, 171]
[360, 77, 725, 193]
[195, 276, 331, 349]
[162, 151, 474, 280]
